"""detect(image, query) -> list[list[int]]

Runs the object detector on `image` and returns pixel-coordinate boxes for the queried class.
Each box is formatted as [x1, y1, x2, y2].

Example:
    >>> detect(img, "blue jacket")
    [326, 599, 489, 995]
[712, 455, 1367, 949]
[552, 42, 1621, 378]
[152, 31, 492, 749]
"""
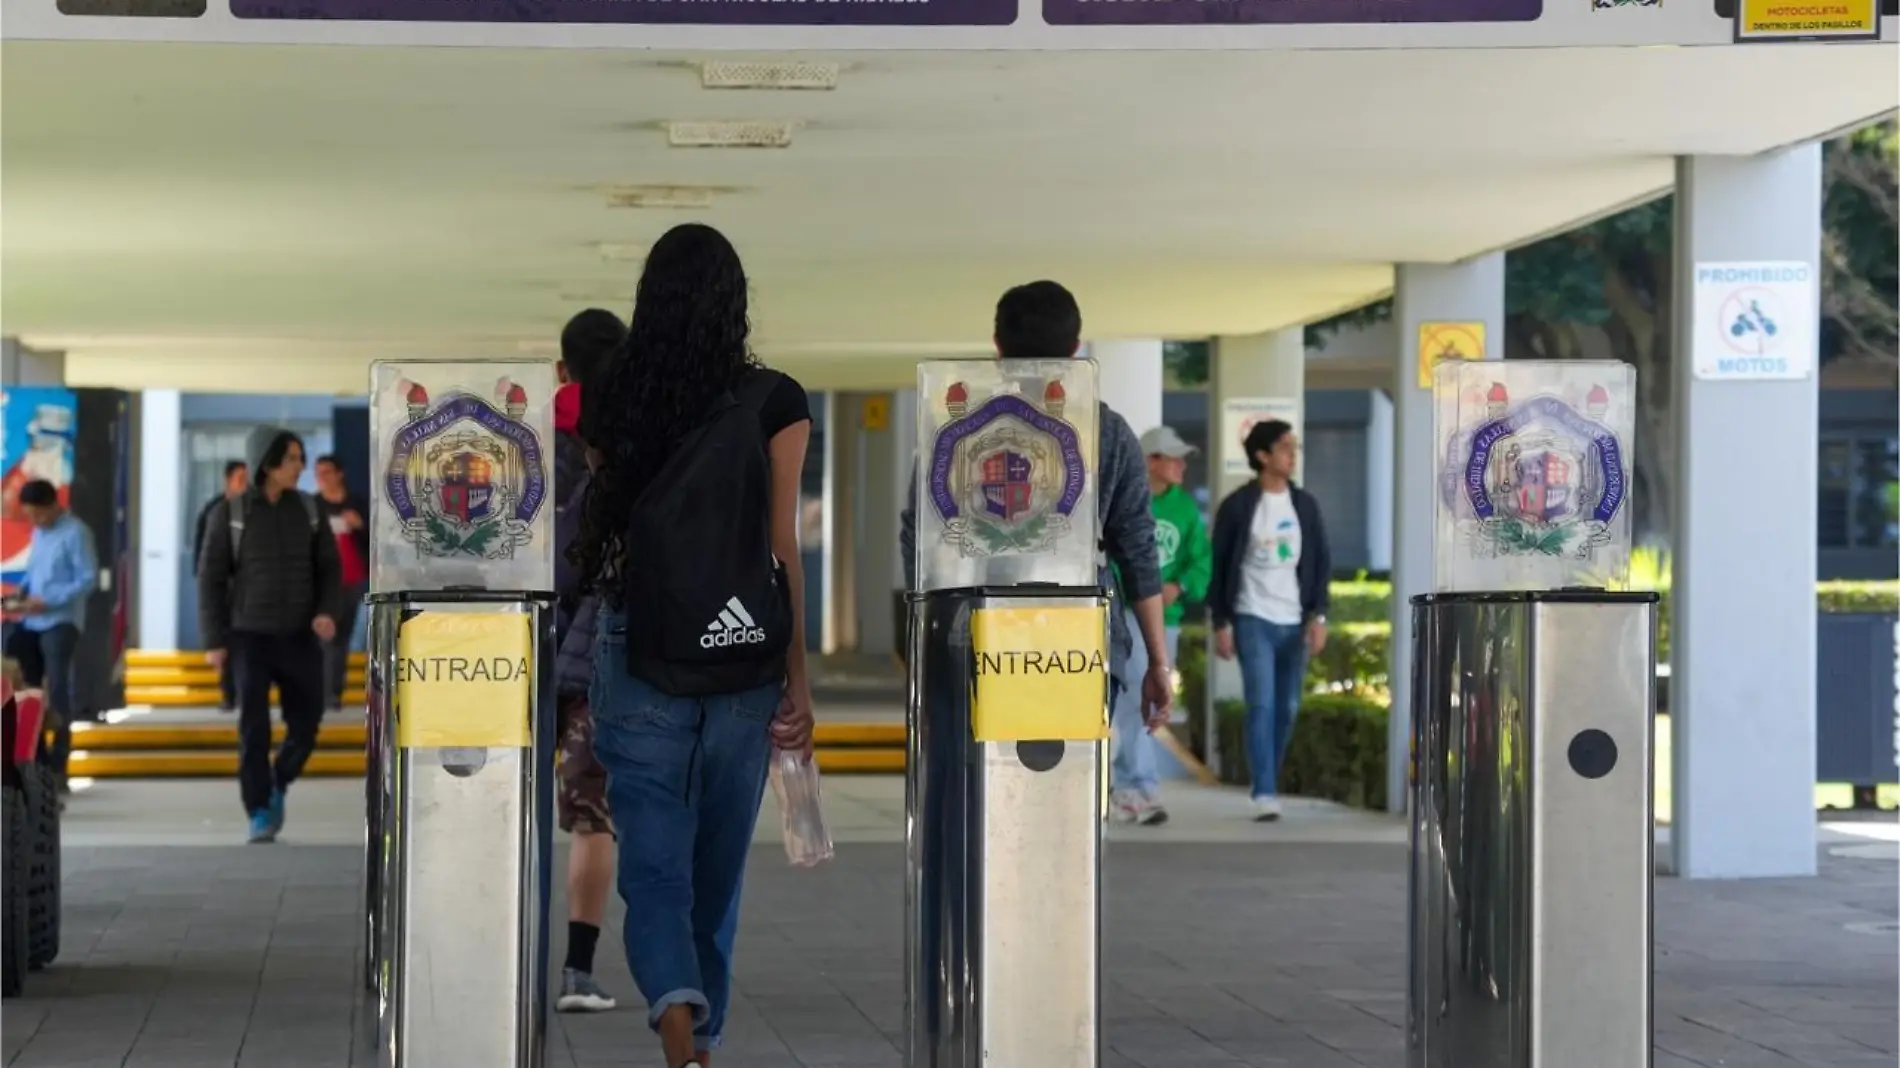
[552, 431, 597, 699]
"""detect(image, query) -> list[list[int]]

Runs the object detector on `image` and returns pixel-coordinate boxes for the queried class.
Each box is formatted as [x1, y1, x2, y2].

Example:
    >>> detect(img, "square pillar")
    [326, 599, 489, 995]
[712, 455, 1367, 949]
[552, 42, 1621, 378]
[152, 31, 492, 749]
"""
[1670, 147, 1822, 879]
[1389, 254, 1505, 811]
[1204, 329, 1305, 775]
[137, 389, 183, 652]
[1088, 339, 1165, 439]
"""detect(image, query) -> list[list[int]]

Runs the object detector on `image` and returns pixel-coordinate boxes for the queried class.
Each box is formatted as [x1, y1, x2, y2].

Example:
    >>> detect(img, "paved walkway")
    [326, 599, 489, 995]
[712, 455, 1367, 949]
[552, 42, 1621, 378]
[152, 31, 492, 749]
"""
[3, 779, 1895, 1068]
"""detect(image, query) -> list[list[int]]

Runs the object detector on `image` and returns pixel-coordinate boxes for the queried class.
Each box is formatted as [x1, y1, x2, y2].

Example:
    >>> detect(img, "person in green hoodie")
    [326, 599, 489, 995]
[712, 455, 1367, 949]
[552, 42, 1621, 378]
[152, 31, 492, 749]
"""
[1109, 425, 1213, 825]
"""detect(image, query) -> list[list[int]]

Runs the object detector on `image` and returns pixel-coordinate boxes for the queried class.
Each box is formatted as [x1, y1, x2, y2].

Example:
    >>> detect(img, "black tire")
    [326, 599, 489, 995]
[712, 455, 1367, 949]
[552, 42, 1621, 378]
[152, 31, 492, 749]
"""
[2, 786, 28, 998]
[24, 765, 59, 970]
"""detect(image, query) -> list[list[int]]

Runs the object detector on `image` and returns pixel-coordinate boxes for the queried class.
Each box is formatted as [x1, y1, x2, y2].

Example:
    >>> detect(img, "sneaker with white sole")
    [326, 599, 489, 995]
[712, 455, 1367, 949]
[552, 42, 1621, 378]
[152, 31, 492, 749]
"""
[1251, 795, 1283, 822]
[1134, 797, 1170, 826]
[556, 968, 617, 1012]
[1109, 790, 1144, 824]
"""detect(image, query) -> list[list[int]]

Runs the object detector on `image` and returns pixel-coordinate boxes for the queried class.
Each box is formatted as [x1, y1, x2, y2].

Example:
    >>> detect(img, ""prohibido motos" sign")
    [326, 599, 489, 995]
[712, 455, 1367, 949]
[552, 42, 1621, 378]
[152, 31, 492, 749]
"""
[969, 605, 1110, 743]
[396, 612, 533, 749]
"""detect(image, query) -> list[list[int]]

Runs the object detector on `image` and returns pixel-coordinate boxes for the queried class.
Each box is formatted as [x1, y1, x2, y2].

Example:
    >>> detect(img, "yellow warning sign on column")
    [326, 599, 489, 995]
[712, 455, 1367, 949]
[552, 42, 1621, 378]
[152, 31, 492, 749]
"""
[969, 604, 1110, 742]
[1416, 322, 1487, 389]
[396, 612, 533, 749]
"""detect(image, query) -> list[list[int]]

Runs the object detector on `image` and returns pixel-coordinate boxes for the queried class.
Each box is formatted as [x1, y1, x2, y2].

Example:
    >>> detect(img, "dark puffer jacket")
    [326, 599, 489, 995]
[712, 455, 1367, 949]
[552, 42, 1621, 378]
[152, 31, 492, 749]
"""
[197, 427, 345, 647]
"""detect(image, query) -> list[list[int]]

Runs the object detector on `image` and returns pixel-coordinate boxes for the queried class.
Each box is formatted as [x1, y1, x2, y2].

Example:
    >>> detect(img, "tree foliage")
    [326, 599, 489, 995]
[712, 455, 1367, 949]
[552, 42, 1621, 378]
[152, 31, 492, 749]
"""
[1301, 121, 1898, 544]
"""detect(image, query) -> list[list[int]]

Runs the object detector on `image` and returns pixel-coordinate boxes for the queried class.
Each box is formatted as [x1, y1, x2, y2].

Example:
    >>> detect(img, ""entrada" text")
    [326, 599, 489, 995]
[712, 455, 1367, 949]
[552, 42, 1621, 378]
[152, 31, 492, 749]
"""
[397, 656, 530, 683]
[975, 650, 1106, 676]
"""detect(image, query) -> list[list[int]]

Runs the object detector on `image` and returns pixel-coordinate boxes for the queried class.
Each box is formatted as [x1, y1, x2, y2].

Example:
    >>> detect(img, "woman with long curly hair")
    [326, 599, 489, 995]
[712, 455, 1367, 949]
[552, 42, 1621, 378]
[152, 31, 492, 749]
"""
[573, 222, 814, 1068]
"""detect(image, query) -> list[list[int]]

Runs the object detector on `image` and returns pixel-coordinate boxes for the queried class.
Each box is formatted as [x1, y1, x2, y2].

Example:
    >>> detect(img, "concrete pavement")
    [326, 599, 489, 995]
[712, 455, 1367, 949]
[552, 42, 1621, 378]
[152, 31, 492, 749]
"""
[3, 778, 1894, 1068]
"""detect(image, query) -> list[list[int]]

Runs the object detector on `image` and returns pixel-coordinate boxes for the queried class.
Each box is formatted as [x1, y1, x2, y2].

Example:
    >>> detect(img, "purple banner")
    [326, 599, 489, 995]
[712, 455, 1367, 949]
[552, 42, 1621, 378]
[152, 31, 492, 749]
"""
[1043, 0, 1538, 25]
[232, 0, 1015, 25]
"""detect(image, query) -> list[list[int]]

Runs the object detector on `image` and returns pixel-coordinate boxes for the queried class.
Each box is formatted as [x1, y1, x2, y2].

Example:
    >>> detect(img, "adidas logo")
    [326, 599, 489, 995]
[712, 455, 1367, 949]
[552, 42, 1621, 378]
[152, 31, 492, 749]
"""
[701, 596, 769, 649]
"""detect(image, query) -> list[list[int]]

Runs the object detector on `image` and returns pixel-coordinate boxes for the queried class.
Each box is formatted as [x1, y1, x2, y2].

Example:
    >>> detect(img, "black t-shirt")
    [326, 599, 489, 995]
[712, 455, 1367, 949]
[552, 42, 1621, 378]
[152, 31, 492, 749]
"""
[752, 369, 812, 441]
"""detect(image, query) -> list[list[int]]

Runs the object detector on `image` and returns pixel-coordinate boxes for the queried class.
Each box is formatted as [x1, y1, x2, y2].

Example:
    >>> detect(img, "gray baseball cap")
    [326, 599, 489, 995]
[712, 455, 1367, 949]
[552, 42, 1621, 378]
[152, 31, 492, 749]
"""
[1139, 426, 1197, 459]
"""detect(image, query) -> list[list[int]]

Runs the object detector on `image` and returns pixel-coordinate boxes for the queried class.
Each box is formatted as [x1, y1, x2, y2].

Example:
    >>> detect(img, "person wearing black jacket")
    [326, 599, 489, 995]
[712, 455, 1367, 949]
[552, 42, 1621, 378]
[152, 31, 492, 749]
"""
[1208, 419, 1331, 822]
[198, 427, 344, 844]
[193, 460, 249, 711]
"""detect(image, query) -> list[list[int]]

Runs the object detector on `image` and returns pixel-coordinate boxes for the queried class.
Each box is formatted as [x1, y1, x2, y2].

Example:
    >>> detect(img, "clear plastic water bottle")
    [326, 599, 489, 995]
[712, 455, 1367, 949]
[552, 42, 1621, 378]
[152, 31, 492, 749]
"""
[770, 749, 835, 868]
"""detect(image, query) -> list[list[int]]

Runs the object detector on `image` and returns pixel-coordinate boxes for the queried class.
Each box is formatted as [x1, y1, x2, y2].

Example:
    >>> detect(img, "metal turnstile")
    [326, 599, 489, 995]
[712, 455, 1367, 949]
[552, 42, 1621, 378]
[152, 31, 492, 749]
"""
[903, 356, 1111, 1068]
[1407, 591, 1657, 1068]
[360, 358, 562, 1068]
[905, 586, 1108, 1068]
[367, 591, 557, 1068]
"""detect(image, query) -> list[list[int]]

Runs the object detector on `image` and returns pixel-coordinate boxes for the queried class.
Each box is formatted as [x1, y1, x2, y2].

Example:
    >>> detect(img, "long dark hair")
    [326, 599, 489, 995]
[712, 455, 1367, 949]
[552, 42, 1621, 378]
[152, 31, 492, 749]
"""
[572, 223, 759, 602]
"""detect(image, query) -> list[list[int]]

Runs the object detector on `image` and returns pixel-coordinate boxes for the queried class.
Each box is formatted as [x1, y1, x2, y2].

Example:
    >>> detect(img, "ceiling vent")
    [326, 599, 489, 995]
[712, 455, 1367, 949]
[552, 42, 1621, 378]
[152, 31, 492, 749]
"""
[666, 120, 797, 149]
[602, 185, 717, 210]
[699, 60, 840, 91]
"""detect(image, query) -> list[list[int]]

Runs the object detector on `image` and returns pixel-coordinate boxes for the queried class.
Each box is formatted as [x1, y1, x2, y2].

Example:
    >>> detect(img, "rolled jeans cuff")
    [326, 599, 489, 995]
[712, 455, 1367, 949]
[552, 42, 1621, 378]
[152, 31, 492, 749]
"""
[646, 988, 711, 1032]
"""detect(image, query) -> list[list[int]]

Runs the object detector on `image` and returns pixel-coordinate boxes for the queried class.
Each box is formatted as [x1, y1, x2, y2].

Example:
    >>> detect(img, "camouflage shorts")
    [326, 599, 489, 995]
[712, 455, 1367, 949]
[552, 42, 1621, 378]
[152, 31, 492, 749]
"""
[557, 696, 614, 837]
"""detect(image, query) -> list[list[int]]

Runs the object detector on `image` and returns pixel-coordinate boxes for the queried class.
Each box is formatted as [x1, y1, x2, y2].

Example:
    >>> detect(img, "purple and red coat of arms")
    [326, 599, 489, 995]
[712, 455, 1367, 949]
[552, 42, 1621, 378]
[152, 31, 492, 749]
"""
[384, 378, 548, 560]
[926, 378, 1088, 558]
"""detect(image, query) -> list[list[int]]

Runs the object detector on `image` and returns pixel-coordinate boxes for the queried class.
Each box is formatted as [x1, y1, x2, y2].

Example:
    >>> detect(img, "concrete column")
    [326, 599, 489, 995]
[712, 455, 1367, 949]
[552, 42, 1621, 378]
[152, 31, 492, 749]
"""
[1204, 329, 1306, 775]
[1670, 147, 1822, 879]
[1365, 389, 1395, 573]
[1089, 340, 1164, 440]
[1210, 331, 1305, 499]
[1389, 254, 1506, 811]
[1, 339, 65, 385]
[137, 389, 183, 652]
[852, 391, 901, 661]
[822, 393, 858, 656]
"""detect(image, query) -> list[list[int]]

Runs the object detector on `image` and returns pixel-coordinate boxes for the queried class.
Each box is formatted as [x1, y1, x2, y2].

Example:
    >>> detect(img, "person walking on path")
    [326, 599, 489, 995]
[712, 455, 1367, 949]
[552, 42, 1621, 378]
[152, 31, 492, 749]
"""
[548, 307, 627, 1015]
[312, 455, 369, 711]
[1208, 419, 1331, 822]
[571, 224, 815, 1068]
[193, 460, 249, 711]
[198, 427, 344, 843]
[2, 479, 99, 787]
[1108, 425, 1212, 825]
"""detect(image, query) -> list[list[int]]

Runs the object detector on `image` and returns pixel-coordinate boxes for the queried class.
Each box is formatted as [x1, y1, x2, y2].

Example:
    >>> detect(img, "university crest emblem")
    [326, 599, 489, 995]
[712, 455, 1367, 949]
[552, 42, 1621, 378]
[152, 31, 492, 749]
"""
[926, 378, 1088, 558]
[383, 377, 549, 560]
[1438, 381, 1626, 562]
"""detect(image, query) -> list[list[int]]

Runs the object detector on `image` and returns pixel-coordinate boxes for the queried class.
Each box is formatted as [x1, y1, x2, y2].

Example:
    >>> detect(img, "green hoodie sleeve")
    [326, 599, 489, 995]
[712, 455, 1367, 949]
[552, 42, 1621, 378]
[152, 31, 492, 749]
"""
[1177, 507, 1213, 605]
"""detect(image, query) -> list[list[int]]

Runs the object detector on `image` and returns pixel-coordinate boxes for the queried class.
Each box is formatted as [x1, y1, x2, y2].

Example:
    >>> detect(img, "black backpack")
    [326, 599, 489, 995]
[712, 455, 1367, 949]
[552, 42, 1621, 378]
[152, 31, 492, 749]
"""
[620, 370, 792, 697]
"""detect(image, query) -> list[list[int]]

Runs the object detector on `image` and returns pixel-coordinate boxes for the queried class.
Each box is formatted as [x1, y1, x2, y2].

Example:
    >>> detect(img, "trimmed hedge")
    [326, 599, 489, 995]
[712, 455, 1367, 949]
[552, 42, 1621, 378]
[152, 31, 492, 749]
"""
[1181, 578, 1896, 684]
[1213, 694, 1389, 810]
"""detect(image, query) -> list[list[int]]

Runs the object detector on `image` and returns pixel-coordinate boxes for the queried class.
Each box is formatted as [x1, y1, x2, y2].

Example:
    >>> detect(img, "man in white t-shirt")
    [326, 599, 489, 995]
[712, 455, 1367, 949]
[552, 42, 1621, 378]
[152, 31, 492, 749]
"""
[1207, 419, 1331, 821]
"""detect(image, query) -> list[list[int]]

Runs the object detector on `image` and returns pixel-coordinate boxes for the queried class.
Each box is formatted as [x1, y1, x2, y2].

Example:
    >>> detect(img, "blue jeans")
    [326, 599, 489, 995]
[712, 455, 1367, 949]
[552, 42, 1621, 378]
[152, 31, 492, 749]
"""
[1234, 614, 1307, 800]
[1111, 616, 1180, 798]
[590, 613, 777, 1050]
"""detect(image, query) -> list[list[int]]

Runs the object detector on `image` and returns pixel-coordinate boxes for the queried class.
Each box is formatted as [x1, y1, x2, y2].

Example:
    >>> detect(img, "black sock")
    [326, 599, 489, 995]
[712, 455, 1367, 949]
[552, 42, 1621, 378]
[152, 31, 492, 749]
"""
[565, 921, 600, 974]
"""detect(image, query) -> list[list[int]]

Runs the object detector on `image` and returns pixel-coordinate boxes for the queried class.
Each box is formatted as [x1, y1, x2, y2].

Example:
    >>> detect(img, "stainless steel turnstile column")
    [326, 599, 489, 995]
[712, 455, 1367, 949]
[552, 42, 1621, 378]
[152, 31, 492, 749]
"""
[905, 587, 1109, 1068]
[903, 355, 1112, 1068]
[367, 591, 556, 1068]
[1407, 591, 1658, 1068]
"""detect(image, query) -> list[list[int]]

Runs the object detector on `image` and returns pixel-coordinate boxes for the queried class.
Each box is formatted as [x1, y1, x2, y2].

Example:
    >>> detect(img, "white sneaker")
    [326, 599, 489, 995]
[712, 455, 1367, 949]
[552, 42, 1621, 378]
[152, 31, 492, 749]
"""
[1251, 795, 1282, 822]
[1109, 790, 1143, 824]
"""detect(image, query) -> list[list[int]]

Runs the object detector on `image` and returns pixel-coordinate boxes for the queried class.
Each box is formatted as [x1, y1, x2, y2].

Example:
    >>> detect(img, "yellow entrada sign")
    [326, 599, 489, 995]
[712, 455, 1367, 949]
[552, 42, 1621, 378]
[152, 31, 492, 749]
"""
[396, 612, 533, 749]
[969, 604, 1110, 742]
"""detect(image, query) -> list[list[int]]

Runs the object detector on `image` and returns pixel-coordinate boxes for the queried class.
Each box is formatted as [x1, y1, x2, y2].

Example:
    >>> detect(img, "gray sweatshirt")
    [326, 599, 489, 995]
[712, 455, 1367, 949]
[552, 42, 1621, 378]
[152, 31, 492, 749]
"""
[900, 399, 1162, 683]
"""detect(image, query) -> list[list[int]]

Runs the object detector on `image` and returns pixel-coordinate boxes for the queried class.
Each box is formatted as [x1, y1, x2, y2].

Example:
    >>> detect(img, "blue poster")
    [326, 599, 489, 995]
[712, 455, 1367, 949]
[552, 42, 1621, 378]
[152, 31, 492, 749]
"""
[1, 387, 78, 592]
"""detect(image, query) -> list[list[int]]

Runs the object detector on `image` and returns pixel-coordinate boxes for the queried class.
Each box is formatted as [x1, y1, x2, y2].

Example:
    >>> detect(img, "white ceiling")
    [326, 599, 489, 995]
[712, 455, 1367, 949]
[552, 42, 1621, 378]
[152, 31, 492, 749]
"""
[2, 40, 1895, 392]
